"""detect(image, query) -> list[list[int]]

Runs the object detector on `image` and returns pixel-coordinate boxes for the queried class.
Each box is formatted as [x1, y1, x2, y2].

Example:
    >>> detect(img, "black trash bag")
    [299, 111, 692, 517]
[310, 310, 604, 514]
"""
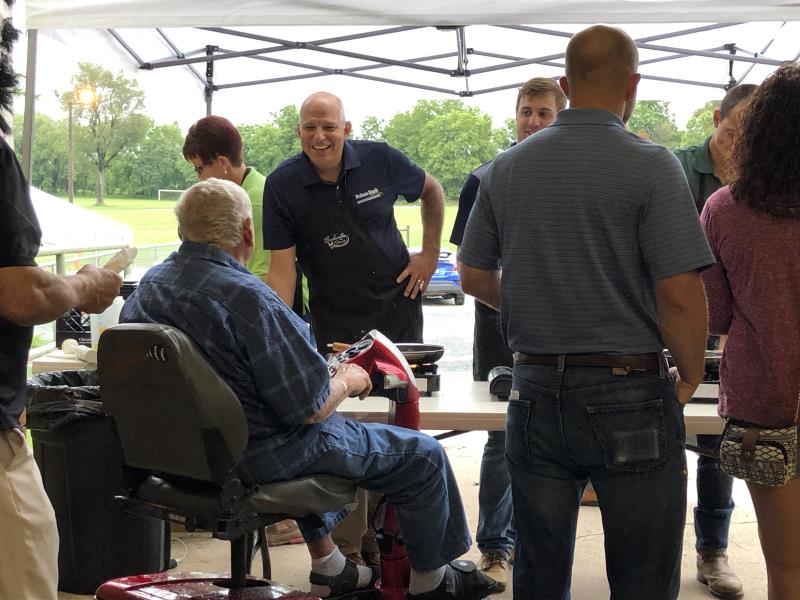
[26, 370, 103, 431]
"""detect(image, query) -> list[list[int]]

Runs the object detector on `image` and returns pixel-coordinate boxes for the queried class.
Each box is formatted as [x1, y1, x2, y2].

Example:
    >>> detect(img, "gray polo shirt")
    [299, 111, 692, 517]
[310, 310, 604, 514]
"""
[459, 108, 714, 355]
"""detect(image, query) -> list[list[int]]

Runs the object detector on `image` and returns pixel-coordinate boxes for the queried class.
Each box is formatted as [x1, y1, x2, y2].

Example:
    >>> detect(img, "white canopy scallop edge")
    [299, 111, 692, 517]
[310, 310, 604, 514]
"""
[24, 0, 800, 29]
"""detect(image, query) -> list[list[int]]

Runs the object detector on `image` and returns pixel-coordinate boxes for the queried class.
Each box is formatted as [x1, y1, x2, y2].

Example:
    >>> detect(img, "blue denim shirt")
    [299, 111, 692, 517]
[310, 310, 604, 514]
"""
[120, 241, 343, 481]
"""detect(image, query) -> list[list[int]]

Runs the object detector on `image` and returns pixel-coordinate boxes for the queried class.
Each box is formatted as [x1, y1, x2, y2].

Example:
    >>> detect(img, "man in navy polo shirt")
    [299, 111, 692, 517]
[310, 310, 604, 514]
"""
[263, 91, 445, 567]
[264, 91, 445, 355]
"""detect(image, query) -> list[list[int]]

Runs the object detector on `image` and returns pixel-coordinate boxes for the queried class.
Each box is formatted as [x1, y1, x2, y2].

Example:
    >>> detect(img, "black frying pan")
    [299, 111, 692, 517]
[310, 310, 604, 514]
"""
[395, 343, 445, 365]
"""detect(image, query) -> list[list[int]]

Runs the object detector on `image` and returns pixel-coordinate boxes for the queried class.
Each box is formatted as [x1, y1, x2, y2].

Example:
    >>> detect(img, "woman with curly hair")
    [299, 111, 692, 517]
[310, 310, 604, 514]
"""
[700, 63, 800, 599]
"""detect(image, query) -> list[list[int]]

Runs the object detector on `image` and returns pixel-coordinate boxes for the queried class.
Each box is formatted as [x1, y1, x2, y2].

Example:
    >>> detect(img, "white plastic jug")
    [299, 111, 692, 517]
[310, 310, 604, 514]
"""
[90, 296, 125, 350]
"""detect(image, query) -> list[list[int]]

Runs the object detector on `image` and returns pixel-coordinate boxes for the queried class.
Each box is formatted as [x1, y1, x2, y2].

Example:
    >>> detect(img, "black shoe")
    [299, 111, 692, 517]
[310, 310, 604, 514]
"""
[408, 560, 497, 600]
[310, 557, 380, 600]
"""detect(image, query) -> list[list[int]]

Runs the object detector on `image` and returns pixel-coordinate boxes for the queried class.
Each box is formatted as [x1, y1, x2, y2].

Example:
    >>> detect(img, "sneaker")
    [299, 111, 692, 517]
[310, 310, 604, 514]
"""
[407, 560, 497, 600]
[696, 551, 744, 599]
[478, 552, 509, 593]
[266, 519, 304, 547]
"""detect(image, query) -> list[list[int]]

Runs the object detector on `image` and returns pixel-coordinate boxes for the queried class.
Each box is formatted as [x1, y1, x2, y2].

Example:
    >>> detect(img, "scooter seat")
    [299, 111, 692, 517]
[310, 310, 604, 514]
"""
[136, 474, 357, 521]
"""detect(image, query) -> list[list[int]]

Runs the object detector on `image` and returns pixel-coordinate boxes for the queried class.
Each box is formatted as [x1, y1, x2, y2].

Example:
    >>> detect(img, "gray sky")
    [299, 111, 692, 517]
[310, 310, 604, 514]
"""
[11, 7, 800, 135]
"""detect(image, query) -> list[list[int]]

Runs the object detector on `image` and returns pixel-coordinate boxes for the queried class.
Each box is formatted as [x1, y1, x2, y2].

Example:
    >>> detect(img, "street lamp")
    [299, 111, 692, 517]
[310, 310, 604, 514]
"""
[66, 87, 96, 204]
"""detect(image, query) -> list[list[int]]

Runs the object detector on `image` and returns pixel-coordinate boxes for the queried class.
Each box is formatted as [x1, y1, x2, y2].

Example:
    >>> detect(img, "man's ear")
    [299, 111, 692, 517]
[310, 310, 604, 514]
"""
[296, 125, 301, 139]
[713, 108, 721, 129]
[344, 121, 352, 137]
[625, 73, 641, 102]
[559, 76, 570, 99]
[242, 217, 254, 248]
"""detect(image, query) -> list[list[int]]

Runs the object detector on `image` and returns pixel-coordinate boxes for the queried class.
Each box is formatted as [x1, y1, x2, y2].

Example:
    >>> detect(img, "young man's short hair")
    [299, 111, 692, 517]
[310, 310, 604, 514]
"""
[516, 78, 568, 111]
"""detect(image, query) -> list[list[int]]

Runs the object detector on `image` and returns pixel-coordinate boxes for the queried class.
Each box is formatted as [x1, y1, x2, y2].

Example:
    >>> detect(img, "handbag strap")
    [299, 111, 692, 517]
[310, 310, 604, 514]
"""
[741, 428, 760, 463]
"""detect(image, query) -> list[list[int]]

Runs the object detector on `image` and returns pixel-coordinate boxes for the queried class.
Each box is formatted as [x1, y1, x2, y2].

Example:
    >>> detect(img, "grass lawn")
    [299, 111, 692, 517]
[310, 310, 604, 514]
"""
[74, 197, 180, 246]
[74, 196, 460, 250]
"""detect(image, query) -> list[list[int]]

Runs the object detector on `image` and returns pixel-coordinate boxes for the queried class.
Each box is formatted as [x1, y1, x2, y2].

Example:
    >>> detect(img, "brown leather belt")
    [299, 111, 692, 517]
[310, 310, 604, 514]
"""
[513, 352, 662, 372]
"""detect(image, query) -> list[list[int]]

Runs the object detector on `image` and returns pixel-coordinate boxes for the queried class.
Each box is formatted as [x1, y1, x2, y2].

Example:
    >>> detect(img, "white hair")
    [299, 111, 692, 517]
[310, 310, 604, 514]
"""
[175, 178, 252, 249]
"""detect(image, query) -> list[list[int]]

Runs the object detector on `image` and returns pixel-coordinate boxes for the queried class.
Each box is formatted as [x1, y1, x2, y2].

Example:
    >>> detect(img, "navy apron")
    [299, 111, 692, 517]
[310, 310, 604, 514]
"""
[299, 177, 423, 354]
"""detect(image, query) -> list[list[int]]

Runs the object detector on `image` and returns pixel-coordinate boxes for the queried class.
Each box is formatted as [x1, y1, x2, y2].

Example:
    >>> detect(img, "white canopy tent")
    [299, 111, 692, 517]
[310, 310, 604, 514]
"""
[19, 1, 800, 181]
[23, 0, 800, 28]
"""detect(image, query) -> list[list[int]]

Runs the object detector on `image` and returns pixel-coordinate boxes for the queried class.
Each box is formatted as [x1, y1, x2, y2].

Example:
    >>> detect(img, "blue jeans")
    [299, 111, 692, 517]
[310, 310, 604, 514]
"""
[694, 434, 734, 552]
[507, 361, 687, 600]
[268, 419, 472, 571]
[477, 430, 515, 558]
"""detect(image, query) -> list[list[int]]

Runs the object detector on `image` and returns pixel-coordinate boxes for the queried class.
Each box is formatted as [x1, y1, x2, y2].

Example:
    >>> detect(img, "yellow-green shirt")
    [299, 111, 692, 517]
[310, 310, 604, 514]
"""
[244, 166, 309, 311]
[241, 167, 270, 279]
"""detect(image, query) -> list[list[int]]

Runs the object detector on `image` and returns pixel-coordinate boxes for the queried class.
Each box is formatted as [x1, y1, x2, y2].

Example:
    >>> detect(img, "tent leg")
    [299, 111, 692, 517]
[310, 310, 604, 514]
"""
[21, 29, 38, 183]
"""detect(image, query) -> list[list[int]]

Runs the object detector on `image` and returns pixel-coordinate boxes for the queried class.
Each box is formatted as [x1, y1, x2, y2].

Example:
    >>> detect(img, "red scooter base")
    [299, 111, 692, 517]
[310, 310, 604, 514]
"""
[95, 572, 321, 600]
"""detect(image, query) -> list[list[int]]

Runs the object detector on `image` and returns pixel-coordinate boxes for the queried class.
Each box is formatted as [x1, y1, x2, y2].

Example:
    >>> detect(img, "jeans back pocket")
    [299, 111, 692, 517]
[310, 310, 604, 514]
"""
[586, 399, 667, 472]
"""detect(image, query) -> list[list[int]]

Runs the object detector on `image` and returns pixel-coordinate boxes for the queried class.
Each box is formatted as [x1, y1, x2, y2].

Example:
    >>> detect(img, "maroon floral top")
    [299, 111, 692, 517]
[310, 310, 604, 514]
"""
[700, 186, 800, 427]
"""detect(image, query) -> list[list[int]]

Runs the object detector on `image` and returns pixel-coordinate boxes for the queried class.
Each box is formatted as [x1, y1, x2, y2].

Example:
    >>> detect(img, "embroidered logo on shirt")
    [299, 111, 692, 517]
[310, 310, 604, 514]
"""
[354, 187, 383, 204]
[323, 233, 350, 249]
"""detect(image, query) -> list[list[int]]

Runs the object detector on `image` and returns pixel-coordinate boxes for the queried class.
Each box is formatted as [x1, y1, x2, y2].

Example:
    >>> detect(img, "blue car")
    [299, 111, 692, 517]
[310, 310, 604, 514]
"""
[422, 249, 465, 305]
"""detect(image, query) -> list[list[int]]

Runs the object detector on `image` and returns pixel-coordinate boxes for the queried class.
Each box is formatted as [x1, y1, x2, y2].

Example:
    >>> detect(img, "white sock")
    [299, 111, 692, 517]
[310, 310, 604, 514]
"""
[310, 547, 374, 597]
[408, 565, 447, 595]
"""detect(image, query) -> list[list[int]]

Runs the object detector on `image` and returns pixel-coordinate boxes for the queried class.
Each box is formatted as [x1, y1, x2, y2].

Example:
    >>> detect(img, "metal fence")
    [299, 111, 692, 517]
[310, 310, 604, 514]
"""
[31, 242, 180, 357]
[36, 241, 180, 276]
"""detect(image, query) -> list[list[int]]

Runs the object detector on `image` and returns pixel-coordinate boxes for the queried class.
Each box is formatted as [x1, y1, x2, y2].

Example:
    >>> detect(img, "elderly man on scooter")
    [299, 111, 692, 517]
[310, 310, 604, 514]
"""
[120, 178, 495, 600]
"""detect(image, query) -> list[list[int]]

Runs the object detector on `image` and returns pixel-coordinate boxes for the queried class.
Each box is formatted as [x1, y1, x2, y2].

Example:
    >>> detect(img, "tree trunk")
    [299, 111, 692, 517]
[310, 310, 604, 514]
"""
[95, 157, 106, 206]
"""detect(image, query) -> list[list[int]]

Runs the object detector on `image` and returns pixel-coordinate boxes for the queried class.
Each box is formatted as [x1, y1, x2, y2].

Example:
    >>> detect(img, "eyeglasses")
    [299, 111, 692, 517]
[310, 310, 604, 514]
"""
[193, 162, 212, 176]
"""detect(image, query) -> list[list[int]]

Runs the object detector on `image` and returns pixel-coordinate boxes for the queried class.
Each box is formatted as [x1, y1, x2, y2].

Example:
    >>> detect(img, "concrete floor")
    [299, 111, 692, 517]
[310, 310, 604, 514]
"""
[61, 431, 768, 600]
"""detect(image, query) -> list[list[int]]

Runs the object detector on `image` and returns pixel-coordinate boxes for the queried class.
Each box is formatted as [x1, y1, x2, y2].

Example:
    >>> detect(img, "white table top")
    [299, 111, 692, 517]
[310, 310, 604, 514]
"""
[32, 351, 724, 435]
[340, 372, 723, 435]
[31, 350, 93, 374]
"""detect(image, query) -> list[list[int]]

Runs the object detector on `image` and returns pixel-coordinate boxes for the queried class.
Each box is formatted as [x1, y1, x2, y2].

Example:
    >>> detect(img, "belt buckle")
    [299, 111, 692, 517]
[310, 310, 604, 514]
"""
[611, 366, 630, 376]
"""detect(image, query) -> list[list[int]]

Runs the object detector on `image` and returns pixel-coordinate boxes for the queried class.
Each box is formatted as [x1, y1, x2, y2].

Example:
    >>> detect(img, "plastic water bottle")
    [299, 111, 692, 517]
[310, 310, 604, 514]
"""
[90, 296, 125, 350]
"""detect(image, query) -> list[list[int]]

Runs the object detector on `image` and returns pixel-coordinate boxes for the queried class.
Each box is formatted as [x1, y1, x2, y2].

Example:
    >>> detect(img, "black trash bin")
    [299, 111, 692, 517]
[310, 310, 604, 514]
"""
[26, 370, 167, 594]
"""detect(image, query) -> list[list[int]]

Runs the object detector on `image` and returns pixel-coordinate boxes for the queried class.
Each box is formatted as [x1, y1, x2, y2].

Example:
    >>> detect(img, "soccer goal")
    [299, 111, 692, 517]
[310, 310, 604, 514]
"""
[157, 189, 186, 202]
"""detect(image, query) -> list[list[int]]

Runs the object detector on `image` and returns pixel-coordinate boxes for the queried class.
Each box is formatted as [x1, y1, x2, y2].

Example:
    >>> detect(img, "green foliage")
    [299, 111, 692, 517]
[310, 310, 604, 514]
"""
[358, 115, 385, 141]
[106, 123, 193, 197]
[382, 99, 468, 166]
[499, 118, 516, 148]
[12, 113, 66, 193]
[381, 100, 507, 202]
[679, 100, 718, 148]
[67, 62, 149, 205]
[418, 111, 501, 203]
[628, 100, 681, 148]
[239, 105, 302, 175]
[14, 73, 728, 206]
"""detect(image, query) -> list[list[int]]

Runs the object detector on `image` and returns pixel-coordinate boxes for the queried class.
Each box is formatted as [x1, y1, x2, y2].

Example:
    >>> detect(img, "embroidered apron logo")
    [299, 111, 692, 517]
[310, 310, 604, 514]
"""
[323, 233, 350, 249]
[354, 187, 383, 204]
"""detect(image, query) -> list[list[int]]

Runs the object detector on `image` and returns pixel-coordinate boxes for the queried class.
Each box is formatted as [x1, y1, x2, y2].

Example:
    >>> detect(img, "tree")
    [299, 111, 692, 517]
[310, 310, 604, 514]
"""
[12, 112, 67, 193]
[68, 62, 149, 205]
[358, 116, 385, 141]
[239, 105, 302, 176]
[382, 99, 470, 165]
[628, 100, 681, 148]
[679, 100, 718, 148]
[106, 122, 192, 197]
[499, 118, 516, 148]
[419, 111, 502, 202]
[382, 100, 506, 202]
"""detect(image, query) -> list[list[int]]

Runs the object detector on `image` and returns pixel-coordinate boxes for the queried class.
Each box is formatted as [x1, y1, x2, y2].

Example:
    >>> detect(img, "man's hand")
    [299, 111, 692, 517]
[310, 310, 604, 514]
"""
[75, 265, 123, 314]
[396, 250, 438, 299]
[669, 366, 698, 405]
[333, 362, 373, 400]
